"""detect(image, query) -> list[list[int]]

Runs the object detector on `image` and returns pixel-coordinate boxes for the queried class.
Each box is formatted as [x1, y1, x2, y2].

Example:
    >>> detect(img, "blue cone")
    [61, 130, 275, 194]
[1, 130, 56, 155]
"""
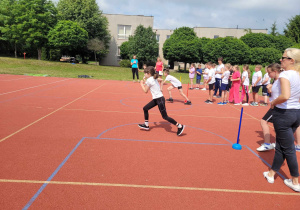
[232, 143, 242, 150]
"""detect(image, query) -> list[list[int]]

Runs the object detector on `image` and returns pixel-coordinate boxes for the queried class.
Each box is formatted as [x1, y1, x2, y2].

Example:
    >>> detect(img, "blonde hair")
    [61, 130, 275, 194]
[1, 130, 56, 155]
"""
[255, 65, 262, 70]
[225, 63, 231, 70]
[233, 65, 240, 71]
[285, 48, 300, 72]
[243, 64, 251, 76]
[157, 57, 162, 62]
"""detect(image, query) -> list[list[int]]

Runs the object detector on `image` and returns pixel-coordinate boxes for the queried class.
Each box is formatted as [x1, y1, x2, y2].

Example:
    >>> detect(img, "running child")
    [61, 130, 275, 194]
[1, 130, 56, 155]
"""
[195, 64, 202, 90]
[217, 63, 231, 105]
[139, 66, 185, 136]
[163, 69, 192, 105]
[205, 62, 215, 104]
[189, 63, 196, 89]
[261, 68, 271, 106]
[250, 65, 263, 106]
[241, 64, 250, 105]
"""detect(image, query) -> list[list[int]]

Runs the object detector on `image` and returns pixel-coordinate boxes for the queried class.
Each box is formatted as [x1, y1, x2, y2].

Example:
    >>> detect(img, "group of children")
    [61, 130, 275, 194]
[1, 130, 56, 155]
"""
[188, 57, 271, 106]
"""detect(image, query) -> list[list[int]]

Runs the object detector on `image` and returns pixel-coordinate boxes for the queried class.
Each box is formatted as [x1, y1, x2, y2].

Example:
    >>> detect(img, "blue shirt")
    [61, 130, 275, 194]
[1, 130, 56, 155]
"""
[196, 68, 202, 79]
[131, 59, 138, 68]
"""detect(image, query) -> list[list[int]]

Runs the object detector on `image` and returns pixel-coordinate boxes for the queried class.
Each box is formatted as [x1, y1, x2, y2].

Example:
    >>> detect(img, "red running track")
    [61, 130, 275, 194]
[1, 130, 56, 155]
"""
[0, 74, 299, 209]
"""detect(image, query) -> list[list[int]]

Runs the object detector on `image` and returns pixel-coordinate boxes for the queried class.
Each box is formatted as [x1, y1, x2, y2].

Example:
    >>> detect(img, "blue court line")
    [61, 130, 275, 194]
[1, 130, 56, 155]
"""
[23, 123, 281, 209]
[22, 137, 86, 210]
[244, 145, 286, 180]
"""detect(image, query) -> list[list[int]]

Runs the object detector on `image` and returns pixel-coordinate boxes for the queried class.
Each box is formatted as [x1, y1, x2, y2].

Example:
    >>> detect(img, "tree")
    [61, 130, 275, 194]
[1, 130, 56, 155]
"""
[57, 0, 110, 62]
[15, 0, 57, 60]
[48, 20, 88, 56]
[202, 37, 250, 65]
[127, 25, 159, 66]
[240, 33, 275, 48]
[0, 0, 23, 57]
[87, 38, 105, 65]
[120, 41, 130, 59]
[284, 15, 300, 43]
[250, 48, 281, 66]
[273, 35, 295, 52]
[163, 27, 200, 70]
[270, 21, 279, 36]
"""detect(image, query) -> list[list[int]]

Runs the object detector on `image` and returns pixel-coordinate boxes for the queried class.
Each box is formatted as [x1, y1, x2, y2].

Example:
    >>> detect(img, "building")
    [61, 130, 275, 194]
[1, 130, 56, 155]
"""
[101, 14, 268, 66]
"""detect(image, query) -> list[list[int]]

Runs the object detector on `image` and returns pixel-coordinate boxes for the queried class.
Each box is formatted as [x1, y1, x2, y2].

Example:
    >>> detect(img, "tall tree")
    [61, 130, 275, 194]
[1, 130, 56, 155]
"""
[127, 25, 159, 66]
[270, 21, 279, 36]
[0, 0, 22, 57]
[48, 20, 88, 56]
[87, 38, 105, 65]
[57, 0, 110, 62]
[284, 14, 300, 43]
[16, 0, 57, 59]
[163, 27, 200, 70]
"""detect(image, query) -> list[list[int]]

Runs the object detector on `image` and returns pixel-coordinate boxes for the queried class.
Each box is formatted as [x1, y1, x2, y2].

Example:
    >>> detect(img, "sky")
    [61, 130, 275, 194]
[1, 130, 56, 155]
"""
[96, 0, 299, 33]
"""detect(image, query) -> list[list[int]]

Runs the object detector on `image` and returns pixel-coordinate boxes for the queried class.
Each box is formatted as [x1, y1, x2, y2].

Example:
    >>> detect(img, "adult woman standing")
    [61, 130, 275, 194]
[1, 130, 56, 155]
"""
[155, 57, 164, 78]
[131, 55, 139, 82]
[263, 48, 300, 192]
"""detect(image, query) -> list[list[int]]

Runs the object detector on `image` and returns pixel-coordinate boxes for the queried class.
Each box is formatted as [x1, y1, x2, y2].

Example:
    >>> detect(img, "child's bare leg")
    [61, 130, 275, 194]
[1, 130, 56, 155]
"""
[167, 86, 174, 99]
[179, 89, 189, 101]
[261, 119, 270, 143]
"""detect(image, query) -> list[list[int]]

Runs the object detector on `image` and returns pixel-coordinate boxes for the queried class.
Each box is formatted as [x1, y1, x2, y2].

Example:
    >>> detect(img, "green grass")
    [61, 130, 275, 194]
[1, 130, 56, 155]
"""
[0, 57, 194, 84]
[0, 57, 264, 85]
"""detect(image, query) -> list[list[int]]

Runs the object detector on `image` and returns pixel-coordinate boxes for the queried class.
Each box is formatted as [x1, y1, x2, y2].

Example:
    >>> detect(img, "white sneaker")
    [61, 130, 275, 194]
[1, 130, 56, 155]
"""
[284, 179, 300, 192]
[201, 88, 206, 90]
[295, 145, 300, 152]
[257, 143, 275, 152]
[242, 103, 249, 106]
[234, 103, 241, 105]
[263, 171, 274, 183]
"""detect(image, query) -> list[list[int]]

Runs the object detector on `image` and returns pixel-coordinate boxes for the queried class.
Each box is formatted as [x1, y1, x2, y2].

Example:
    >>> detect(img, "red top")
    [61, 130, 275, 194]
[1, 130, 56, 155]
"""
[156, 61, 163, 71]
[232, 71, 241, 85]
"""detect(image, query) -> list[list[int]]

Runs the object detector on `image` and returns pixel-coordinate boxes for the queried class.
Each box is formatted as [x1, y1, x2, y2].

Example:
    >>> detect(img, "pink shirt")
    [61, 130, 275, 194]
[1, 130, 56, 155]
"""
[156, 62, 163, 71]
[232, 71, 241, 85]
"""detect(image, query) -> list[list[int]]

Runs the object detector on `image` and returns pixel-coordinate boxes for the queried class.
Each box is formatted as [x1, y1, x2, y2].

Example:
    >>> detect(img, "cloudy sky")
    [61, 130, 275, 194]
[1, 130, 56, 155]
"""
[97, 0, 299, 33]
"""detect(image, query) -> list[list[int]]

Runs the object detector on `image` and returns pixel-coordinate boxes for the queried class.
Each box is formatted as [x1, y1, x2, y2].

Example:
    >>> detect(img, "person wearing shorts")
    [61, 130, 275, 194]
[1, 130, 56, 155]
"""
[163, 69, 191, 105]
[155, 57, 164, 78]
[205, 62, 215, 104]
[250, 65, 263, 106]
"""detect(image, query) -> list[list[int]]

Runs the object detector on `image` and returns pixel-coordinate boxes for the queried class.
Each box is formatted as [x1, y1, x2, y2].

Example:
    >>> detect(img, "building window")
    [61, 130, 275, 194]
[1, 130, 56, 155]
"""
[118, 25, 131, 39]
[214, 35, 219, 39]
[166, 35, 171, 39]
[156, 34, 160, 42]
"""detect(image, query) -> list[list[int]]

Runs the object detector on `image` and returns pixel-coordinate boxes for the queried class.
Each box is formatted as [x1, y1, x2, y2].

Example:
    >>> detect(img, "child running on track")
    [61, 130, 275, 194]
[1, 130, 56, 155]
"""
[139, 66, 185, 136]
[163, 69, 192, 105]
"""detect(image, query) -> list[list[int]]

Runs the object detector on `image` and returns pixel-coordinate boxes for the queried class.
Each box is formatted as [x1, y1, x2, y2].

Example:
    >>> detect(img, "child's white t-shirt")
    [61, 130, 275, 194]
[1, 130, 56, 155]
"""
[221, 70, 230, 84]
[242, 71, 249, 86]
[208, 68, 216, 84]
[165, 75, 182, 87]
[275, 70, 300, 109]
[262, 73, 271, 85]
[145, 76, 163, 99]
[252, 71, 262, 86]
[215, 64, 224, 79]
[203, 68, 209, 80]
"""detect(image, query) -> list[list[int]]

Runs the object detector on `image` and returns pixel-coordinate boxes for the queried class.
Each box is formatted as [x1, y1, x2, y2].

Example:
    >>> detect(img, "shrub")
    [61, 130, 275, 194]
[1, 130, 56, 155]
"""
[249, 48, 281, 66]
[119, 59, 131, 68]
[240, 33, 275, 48]
[273, 35, 295, 52]
[202, 37, 250, 64]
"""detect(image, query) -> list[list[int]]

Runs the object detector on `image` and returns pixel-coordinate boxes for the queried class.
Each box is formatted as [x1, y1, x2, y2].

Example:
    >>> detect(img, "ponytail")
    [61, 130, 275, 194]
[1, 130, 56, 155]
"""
[144, 66, 158, 79]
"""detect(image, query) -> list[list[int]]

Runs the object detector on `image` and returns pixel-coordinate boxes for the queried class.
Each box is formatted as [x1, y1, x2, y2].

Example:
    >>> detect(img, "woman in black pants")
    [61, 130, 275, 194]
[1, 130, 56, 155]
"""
[131, 55, 139, 82]
[138, 66, 185, 136]
[263, 48, 300, 192]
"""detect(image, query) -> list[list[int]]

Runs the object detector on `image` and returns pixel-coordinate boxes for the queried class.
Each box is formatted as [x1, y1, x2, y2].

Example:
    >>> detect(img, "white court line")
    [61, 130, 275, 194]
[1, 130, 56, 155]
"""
[0, 78, 71, 96]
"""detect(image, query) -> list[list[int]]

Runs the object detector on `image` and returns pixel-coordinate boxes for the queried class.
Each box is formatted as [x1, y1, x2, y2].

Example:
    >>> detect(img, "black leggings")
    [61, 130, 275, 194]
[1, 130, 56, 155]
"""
[132, 68, 139, 80]
[143, 97, 177, 125]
